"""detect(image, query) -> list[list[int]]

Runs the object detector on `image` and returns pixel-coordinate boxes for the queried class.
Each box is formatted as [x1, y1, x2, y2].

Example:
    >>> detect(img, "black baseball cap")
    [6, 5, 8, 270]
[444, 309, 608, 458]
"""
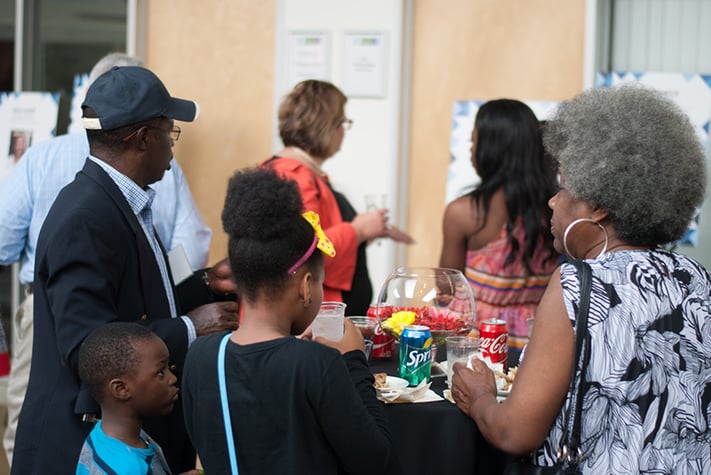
[81, 66, 198, 130]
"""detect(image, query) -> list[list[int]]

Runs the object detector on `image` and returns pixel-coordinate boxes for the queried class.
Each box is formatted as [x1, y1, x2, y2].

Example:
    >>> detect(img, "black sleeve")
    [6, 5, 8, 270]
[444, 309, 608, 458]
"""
[175, 270, 213, 313]
[315, 350, 399, 475]
[342, 351, 402, 474]
[342, 350, 386, 423]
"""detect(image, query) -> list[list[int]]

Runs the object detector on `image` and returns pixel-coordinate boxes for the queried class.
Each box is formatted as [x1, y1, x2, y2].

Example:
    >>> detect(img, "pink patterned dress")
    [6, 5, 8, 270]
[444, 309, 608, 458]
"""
[465, 221, 559, 353]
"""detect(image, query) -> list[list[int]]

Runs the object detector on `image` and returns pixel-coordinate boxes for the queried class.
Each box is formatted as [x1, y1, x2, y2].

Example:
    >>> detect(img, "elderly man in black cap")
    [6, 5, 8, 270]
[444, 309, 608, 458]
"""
[12, 66, 239, 474]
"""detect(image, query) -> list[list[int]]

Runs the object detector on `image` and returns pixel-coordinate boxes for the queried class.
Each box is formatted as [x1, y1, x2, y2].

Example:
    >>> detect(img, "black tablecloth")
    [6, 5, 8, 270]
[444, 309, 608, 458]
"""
[370, 358, 509, 475]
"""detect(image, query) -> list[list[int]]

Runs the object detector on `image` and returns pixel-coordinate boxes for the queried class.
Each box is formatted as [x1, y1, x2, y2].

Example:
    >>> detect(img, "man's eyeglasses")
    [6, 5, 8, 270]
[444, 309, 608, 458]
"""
[165, 125, 181, 142]
[151, 124, 181, 142]
[341, 118, 353, 131]
[123, 124, 181, 143]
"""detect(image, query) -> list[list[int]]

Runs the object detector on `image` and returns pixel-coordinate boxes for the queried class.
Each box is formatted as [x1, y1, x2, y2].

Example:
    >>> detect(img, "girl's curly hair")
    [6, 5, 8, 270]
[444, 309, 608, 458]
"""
[221, 167, 320, 301]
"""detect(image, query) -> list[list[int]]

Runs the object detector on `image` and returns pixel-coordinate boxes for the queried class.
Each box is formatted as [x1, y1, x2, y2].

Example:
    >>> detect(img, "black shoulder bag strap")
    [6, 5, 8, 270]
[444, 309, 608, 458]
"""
[557, 259, 592, 471]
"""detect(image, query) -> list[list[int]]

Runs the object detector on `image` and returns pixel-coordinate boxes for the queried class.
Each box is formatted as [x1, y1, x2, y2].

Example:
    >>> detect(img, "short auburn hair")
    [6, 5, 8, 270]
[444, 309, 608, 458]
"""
[278, 80, 346, 158]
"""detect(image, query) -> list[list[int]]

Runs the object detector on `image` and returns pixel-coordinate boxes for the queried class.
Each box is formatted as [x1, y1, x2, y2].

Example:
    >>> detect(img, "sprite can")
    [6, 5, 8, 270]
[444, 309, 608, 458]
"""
[399, 325, 432, 386]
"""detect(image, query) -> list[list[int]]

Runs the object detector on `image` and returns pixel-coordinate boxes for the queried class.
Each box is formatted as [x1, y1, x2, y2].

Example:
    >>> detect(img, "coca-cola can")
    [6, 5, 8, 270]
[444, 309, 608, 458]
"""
[479, 318, 508, 370]
[368, 305, 393, 359]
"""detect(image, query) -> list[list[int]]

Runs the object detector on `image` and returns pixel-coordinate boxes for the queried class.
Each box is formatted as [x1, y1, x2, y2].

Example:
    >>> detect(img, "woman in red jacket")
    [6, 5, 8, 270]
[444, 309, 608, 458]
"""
[264, 80, 413, 315]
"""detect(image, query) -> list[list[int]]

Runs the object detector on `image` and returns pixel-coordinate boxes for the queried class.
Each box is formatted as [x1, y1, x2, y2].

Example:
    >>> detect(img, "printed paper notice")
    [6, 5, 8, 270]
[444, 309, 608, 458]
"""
[343, 32, 387, 98]
[287, 31, 329, 89]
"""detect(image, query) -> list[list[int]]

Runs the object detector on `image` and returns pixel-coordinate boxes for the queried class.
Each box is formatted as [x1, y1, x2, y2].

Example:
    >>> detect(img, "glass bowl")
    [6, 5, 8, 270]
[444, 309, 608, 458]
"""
[374, 267, 476, 346]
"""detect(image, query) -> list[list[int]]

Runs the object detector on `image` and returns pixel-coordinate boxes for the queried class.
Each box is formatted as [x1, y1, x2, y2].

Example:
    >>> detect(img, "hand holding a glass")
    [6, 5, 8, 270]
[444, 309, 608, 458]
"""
[312, 301, 346, 340]
[357, 193, 415, 245]
[351, 208, 390, 244]
[312, 302, 366, 355]
[445, 336, 480, 388]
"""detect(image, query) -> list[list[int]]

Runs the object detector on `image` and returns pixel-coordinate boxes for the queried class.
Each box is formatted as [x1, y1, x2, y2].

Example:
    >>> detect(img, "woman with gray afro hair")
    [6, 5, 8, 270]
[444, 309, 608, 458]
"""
[544, 84, 706, 246]
[449, 85, 711, 474]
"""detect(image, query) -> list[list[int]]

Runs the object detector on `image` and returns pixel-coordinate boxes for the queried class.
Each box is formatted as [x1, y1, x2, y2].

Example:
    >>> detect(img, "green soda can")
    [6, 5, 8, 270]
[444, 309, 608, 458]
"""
[399, 325, 432, 386]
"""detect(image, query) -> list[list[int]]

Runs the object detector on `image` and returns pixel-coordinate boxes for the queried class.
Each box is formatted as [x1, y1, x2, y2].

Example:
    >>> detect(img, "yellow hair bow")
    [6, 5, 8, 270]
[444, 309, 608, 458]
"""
[287, 211, 336, 275]
[302, 211, 336, 257]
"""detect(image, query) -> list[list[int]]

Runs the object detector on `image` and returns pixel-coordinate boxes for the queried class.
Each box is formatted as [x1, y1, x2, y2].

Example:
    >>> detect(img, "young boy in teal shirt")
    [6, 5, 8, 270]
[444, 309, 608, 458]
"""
[75, 322, 198, 475]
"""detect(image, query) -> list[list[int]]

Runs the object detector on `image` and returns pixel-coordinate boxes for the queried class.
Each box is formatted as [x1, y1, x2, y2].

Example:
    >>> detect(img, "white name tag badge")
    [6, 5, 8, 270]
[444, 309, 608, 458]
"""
[168, 245, 192, 284]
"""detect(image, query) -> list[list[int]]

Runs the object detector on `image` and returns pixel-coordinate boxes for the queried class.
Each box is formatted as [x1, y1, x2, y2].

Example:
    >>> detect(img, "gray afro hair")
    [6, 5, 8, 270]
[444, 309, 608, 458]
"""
[544, 84, 706, 245]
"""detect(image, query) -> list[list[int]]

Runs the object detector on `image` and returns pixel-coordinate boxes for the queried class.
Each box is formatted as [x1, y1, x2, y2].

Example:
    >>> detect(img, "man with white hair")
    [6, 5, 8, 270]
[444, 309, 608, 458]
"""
[0, 53, 212, 464]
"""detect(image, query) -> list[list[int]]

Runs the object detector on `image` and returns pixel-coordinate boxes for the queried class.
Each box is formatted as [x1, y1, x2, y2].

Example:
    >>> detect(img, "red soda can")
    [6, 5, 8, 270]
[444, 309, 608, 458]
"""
[368, 305, 393, 359]
[479, 318, 508, 370]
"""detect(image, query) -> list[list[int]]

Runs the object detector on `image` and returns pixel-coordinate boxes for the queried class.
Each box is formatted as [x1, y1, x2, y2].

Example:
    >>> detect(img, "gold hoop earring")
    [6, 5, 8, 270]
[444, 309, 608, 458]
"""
[563, 218, 608, 259]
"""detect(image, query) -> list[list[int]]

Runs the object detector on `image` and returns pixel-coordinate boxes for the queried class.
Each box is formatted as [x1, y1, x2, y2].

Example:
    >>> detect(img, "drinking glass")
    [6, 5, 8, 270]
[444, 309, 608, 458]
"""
[312, 302, 346, 341]
[365, 193, 388, 246]
[347, 316, 377, 360]
[445, 335, 480, 388]
[364, 193, 387, 211]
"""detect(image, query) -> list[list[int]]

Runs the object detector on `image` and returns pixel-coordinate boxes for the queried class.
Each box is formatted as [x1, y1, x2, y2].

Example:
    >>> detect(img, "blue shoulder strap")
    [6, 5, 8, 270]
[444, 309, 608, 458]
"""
[218, 333, 239, 474]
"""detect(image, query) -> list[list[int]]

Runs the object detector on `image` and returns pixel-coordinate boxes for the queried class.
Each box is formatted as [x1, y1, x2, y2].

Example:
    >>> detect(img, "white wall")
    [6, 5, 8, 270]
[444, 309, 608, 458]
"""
[274, 0, 412, 302]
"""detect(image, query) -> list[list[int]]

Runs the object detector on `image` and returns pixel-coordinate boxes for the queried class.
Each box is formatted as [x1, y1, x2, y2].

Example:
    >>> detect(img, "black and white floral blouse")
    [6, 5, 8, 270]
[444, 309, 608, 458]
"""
[534, 249, 711, 474]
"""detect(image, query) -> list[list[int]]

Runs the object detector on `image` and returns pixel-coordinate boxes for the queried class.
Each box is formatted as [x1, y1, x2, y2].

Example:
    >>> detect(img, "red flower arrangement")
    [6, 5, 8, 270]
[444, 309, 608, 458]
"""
[376, 305, 470, 343]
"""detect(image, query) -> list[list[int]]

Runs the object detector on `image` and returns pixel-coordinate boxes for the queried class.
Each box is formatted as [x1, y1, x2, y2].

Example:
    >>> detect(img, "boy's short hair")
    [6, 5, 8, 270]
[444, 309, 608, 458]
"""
[78, 322, 156, 403]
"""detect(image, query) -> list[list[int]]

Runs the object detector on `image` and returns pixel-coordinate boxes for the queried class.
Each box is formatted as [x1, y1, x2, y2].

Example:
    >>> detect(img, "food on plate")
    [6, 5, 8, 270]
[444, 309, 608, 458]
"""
[495, 366, 517, 392]
[373, 372, 388, 389]
[468, 353, 516, 392]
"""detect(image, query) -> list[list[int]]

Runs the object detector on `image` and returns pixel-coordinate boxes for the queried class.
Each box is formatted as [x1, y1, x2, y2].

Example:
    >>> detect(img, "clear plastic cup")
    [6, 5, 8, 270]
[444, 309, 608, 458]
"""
[445, 336, 480, 388]
[312, 302, 346, 341]
[347, 316, 377, 340]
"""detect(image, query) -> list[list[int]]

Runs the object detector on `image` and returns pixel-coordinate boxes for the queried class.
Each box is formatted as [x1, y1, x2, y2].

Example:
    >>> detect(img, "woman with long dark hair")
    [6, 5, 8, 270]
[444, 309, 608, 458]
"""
[440, 99, 559, 362]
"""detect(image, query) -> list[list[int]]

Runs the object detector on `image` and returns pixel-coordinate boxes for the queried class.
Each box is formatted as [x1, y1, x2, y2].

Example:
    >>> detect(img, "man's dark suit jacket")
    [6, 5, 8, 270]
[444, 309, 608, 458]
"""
[12, 159, 214, 474]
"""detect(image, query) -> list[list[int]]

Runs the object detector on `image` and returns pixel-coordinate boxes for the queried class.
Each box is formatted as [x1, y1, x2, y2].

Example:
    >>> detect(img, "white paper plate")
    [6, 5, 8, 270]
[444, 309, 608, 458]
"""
[382, 376, 408, 390]
[375, 376, 409, 399]
[497, 387, 511, 397]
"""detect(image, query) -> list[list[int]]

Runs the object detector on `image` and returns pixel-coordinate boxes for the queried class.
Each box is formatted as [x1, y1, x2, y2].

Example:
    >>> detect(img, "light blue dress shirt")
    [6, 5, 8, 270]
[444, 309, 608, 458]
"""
[0, 131, 211, 285]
